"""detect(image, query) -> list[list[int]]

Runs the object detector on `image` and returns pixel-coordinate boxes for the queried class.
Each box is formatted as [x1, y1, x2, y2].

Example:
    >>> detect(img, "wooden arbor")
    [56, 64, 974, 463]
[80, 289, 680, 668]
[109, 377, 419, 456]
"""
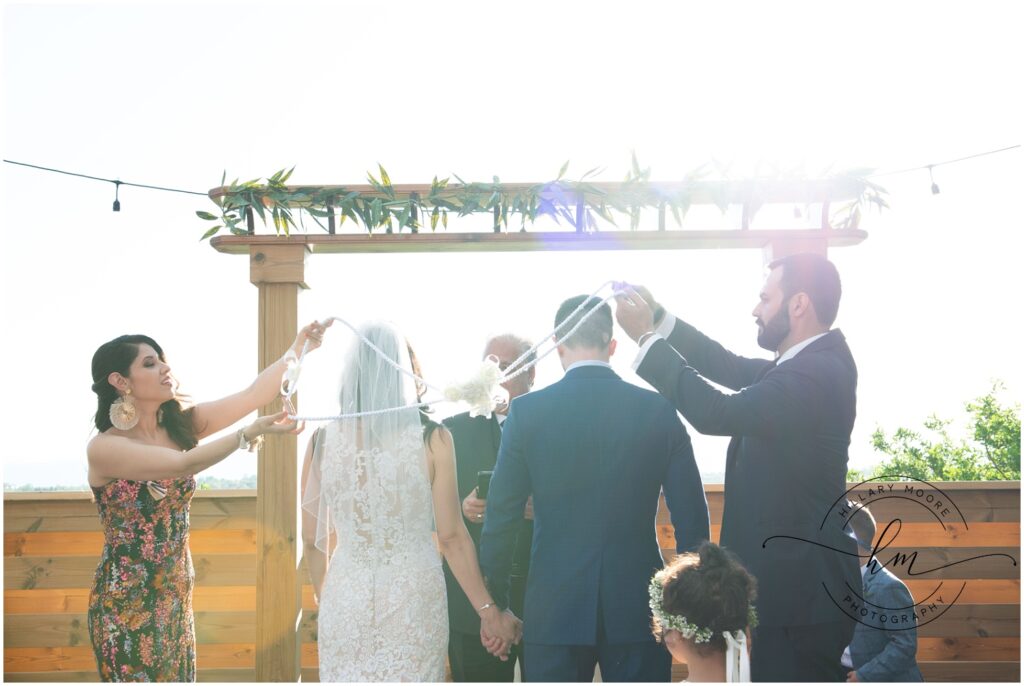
[208, 177, 868, 681]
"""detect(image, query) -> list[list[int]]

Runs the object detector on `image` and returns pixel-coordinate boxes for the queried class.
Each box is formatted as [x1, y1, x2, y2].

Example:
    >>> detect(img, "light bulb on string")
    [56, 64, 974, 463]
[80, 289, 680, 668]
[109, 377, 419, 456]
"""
[928, 166, 940, 195]
[112, 180, 121, 211]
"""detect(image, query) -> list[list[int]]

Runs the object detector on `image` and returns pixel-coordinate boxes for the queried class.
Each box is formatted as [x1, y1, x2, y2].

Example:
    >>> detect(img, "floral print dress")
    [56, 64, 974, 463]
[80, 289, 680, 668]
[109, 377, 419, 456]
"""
[88, 477, 197, 682]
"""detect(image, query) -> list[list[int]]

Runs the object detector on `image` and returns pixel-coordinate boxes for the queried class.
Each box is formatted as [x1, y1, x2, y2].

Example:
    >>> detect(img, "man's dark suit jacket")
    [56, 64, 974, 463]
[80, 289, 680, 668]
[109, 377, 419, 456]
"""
[479, 365, 709, 646]
[636, 320, 862, 629]
[441, 411, 533, 635]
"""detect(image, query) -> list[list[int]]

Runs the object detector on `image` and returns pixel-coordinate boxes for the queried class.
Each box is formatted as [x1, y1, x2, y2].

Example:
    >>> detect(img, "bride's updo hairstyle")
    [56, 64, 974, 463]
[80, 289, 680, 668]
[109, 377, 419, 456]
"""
[653, 542, 757, 656]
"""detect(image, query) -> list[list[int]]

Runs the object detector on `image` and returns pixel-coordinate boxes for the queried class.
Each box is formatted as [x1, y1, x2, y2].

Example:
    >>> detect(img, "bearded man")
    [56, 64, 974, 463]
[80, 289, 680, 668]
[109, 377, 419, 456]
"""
[615, 253, 862, 682]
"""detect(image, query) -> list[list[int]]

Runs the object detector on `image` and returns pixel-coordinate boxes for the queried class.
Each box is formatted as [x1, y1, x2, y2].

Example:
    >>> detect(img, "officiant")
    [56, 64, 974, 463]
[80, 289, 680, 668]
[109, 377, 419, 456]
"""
[444, 334, 536, 681]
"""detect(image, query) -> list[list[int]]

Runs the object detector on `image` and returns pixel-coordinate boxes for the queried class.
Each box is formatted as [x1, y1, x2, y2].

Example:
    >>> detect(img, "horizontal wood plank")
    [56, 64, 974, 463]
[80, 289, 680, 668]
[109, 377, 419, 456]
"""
[4, 612, 260, 648]
[916, 604, 1019, 638]
[656, 494, 1018, 525]
[918, 660, 1020, 682]
[5, 554, 256, 590]
[3, 644, 258, 674]
[0, 672, 99, 682]
[657, 547, 1020, 580]
[18, 579, 1007, 617]
[1, 668, 257, 682]
[3, 496, 258, 533]
[916, 637, 1020, 661]
[211, 229, 870, 256]
[3, 586, 259, 614]
[4, 646, 96, 673]
[904, 579, 1020, 605]
[657, 521, 1020, 550]
[5, 530, 258, 557]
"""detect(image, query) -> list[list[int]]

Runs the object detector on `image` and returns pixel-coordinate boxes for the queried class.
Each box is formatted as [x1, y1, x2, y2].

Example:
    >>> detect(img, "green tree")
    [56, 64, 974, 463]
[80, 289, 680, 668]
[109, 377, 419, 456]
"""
[849, 383, 1020, 482]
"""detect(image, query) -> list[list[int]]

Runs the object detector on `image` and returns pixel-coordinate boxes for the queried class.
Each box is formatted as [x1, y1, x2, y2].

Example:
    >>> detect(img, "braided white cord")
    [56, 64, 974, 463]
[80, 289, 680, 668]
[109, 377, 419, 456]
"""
[499, 280, 620, 382]
[286, 281, 629, 421]
[295, 397, 443, 422]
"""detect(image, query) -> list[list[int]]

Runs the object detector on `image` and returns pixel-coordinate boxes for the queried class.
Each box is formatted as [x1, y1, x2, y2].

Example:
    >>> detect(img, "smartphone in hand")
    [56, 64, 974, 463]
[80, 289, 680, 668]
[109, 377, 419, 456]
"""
[477, 470, 494, 499]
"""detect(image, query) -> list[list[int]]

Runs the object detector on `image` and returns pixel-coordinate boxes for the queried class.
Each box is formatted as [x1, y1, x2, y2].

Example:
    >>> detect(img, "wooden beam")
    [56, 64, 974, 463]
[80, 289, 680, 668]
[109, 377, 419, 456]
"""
[212, 229, 867, 255]
[250, 244, 308, 681]
[763, 234, 830, 263]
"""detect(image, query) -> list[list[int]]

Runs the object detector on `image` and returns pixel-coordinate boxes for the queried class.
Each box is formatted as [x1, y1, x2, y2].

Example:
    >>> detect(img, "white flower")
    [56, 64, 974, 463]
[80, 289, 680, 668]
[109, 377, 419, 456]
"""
[443, 356, 509, 419]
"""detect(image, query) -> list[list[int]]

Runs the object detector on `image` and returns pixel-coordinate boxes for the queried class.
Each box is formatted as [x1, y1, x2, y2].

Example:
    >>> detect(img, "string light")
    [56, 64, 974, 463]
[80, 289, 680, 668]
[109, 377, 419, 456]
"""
[4, 145, 1020, 211]
[868, 144, 1019, 195]
[2, 159, 206, 213]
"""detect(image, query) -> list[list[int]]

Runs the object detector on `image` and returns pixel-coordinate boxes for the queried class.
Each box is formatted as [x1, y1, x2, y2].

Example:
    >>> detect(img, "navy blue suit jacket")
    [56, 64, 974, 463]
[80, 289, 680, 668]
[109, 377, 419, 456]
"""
[637, 321, 862, 628]
[479, 365, 709, 646]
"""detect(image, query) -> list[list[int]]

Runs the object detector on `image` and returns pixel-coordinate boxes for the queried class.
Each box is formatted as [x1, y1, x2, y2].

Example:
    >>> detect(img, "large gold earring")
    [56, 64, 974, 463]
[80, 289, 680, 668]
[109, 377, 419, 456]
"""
[109, 388, 138, 430]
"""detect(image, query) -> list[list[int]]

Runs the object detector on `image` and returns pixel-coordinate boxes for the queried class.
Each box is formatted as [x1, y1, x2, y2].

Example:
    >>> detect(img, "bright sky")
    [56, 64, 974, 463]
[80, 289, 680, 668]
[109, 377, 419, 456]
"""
[2, 1, 1021, 487]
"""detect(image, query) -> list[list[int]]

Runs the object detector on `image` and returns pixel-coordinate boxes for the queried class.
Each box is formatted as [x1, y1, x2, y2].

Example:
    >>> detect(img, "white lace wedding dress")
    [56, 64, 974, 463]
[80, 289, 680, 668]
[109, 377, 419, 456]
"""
[310, 421, 448, 682]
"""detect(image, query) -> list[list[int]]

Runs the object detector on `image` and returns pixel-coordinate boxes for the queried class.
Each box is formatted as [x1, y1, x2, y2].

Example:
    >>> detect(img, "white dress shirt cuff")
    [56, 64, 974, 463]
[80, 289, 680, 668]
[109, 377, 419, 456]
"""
[631, 312, 676, 372]
[656, 312, 676, 338]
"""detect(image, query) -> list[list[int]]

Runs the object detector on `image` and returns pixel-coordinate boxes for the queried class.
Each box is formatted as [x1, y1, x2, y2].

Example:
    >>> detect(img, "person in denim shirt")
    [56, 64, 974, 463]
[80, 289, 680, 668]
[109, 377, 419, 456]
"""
[844, 505, 924, 682]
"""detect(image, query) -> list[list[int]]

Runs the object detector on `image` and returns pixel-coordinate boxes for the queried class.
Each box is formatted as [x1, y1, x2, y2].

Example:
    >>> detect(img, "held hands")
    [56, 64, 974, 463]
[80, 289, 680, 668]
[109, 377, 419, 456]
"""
[847, 670, 859, 682]
[462, 488, 486, 524]
[479, 607, 522, 660]
[613, 283, 659, 342]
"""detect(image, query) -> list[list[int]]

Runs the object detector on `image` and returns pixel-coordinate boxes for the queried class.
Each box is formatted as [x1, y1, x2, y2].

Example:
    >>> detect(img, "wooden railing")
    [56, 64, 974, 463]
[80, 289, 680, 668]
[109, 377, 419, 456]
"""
[5, 483, 1019, 682]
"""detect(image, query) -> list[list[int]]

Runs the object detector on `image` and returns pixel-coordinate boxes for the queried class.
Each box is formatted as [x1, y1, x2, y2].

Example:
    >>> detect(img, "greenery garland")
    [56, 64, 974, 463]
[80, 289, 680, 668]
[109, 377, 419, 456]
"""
[196, 156, 888, 240]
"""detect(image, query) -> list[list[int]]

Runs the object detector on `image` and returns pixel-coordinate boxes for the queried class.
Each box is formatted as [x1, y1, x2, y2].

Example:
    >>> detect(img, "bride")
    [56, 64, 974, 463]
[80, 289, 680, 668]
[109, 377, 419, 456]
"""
[300, 321, 520, 682]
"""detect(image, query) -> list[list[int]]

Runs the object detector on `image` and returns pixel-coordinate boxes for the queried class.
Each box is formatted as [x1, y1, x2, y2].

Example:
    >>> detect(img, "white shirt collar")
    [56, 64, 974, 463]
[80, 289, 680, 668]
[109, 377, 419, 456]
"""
[565, 359, 613, 373]
[775, 332, 829, 366]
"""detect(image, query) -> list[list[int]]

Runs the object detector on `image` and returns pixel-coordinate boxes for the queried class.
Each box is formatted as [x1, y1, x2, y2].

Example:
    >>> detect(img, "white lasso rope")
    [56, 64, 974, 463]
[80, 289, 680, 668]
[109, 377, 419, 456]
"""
[284, 280, 628, 421]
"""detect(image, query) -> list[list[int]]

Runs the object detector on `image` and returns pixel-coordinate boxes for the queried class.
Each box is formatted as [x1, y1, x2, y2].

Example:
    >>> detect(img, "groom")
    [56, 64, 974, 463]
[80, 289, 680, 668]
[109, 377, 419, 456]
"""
[480, 295, 709, 682]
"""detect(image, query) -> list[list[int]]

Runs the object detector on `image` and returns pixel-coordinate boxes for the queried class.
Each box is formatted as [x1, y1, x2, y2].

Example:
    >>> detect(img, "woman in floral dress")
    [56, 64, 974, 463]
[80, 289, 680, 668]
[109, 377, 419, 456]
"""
[86, 322, 328, 681]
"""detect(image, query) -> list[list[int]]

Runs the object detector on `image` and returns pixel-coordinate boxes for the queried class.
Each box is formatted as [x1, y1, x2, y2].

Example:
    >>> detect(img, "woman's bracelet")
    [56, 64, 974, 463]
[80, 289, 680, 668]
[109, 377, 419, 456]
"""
[475, 601, 496, 615]
[237, 428, 264, 453]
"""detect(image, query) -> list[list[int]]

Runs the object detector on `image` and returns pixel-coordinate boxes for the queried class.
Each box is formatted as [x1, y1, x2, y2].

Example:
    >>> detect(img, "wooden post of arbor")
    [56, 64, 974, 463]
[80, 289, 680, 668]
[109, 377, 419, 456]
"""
[249, 243, 309, 682]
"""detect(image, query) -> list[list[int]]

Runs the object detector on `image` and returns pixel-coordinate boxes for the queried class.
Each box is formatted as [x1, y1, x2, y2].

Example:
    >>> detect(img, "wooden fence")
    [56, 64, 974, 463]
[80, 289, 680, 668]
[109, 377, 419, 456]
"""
[5, 482, 1019, 682]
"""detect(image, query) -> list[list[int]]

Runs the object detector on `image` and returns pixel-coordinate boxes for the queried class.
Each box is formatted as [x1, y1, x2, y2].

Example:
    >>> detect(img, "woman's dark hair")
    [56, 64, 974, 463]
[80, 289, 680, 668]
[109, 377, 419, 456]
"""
[406, 340, 442, 445]
[656, 542, 757, 655]
[91, 335, 197, 450]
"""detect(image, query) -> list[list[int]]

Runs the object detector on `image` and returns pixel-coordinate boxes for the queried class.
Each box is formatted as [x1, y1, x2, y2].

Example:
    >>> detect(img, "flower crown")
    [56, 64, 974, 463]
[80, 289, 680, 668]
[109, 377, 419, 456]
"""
[648, 572, 759, 644]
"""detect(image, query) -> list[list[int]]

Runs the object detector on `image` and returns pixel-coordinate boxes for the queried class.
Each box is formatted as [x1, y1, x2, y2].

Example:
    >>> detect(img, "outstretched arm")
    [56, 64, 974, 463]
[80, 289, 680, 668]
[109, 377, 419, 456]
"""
[88, 411, 297, 484]
[191, 321, 329, 439]
[659, 317, 771, 392]
[638, 340, 821, 438]
[615, 286, 769, 391]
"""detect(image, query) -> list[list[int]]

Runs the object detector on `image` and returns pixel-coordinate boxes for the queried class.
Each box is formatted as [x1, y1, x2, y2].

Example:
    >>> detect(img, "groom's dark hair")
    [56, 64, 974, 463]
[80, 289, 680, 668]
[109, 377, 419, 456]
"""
[555, 295, 612, 349]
